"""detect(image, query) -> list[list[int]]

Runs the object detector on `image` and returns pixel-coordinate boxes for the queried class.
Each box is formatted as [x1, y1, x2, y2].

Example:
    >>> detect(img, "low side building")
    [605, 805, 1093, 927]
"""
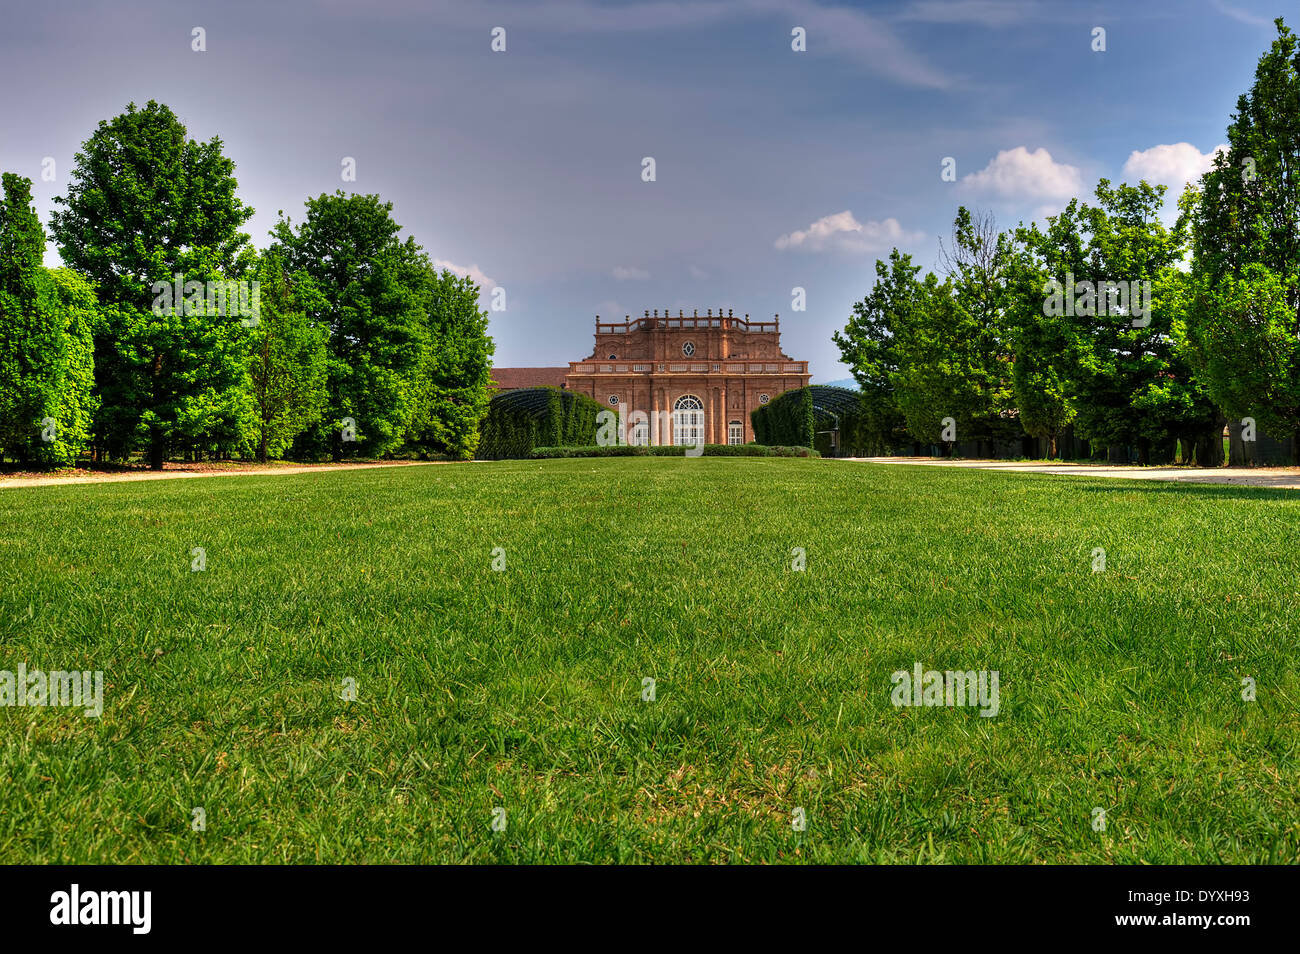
[489, 367, 569, 392]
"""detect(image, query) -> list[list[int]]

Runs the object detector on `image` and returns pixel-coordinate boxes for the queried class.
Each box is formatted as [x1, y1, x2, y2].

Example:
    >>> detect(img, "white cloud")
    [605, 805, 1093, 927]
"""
[433, 258, 496, 289]
[783, 0, 952, 90]
[688, 265, 709, 279]
[775, 210, 923, 254]
[613, 266, 650, 280]
[897, 0, 1056, 26]
[961, 147, 1084, 202]
[1209, 0, 1274, 28]
[427, 0, 954, 90]
[1122, 142, 1228, 195]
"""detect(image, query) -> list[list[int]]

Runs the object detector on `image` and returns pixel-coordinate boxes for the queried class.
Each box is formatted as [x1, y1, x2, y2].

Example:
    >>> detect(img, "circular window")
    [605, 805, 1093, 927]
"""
[608, 394, 619, 405]
[682, 341, 696, 357]
[758, 393, 770, 405]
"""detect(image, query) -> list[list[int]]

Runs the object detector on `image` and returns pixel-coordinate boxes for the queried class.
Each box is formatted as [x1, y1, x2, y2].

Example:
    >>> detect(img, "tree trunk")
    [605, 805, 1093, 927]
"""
[148, 349, 165, 470]
[1193, 422, 1223, 468]
[258, 330, 271, 465]
[1227, 420, 1248, 466]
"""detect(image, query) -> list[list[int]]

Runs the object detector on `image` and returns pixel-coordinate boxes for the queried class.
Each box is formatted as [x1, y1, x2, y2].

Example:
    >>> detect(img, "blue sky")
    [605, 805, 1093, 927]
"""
[0, 0, 1289, 380]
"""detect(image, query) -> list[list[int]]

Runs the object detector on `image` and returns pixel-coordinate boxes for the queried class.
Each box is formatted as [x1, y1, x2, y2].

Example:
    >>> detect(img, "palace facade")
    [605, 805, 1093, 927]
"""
[493, 308, 811, 445]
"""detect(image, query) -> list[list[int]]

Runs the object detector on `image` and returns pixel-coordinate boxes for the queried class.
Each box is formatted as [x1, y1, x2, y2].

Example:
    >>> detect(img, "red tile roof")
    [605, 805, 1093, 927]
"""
[490, 367, 569, 391]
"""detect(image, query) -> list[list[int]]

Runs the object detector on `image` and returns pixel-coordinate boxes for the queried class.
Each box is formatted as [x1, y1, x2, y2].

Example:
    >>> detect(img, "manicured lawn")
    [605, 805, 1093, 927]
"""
[1, 458, 1297, 863]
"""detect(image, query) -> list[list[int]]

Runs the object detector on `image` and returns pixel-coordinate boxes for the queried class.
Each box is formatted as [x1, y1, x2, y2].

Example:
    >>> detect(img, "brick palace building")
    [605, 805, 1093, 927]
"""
[492, 308, 811, 445]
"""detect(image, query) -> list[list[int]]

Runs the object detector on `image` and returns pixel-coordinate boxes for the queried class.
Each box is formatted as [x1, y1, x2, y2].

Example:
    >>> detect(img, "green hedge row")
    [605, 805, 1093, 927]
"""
[751, 387, 815, 446]
[529, 444, 819, 459]
[752, 385, 877, 455]
[476, 388, 604, 459]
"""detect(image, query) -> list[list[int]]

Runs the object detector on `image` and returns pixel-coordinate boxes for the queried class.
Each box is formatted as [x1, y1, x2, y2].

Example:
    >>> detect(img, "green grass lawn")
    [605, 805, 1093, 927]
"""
[1, 458, 1297, 864]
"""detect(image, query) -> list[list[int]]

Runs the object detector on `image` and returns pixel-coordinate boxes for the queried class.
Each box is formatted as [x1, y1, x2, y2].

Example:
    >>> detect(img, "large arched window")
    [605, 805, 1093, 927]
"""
[673, 395, 705, 446]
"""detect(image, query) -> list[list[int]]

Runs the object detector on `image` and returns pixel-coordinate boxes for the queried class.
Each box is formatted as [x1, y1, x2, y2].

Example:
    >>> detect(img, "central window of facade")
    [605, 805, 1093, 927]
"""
[681, 341, 695, 357]
[728, 421, 743, 445]
[672, 395, 704, 446]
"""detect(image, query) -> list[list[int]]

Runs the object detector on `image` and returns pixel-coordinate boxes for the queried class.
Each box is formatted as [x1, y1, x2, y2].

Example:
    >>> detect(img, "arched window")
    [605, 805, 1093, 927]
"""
[673, 395, 705, 446]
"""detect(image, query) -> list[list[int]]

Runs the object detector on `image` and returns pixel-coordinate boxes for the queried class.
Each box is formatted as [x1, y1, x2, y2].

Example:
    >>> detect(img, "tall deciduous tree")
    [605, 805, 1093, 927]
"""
[933, 208, 1018, 445]
[889, 273, 989, 448]
[1019, 180, 1216, 464]
[1005, 248, 1076, 458]
[49, 101, 255, 467]
[272, 192, 493, 460]
[885, 210, 1017, 451]
[1182, 18, 1300, 454]
[272, 192, 424, 459]
[833, 250, 914, 453]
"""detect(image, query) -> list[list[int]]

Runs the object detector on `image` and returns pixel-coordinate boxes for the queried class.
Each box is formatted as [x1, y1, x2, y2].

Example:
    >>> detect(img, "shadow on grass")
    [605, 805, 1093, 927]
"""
[1069, 478, 1300, 503]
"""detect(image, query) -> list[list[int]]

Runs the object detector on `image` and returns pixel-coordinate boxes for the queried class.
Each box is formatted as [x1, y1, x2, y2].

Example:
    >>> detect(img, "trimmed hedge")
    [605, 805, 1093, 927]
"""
[752, 385, 874, 455]
[751, 387, 815, 447]
[476, 387, 604, 459]
[529, 444, 819, 459]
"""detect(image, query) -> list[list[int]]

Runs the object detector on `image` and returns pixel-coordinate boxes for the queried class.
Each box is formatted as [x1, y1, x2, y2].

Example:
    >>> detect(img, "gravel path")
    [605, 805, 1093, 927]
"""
[842, 457, 1300, 489]
[0, 460, 442, 489]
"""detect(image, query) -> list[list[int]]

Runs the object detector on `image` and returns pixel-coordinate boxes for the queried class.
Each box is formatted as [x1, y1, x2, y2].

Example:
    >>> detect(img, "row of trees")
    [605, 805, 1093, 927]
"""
[0, 101, 494, 468]
[836, 19, 1300, 465]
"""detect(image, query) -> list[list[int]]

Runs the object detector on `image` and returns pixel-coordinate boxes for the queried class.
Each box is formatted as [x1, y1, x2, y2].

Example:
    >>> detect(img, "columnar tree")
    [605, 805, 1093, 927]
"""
[0, 174, 96, 465]
[246, 251, 329, 462]
[402, 262, 494, 460]
[33, 269, 98, 465]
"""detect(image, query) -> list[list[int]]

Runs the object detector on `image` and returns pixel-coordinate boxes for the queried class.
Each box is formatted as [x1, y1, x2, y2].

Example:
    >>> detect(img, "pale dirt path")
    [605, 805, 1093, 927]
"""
[842, 460, 1300, 493]
[841, 457, 1300, 489]
[0, 459, 444, 490]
